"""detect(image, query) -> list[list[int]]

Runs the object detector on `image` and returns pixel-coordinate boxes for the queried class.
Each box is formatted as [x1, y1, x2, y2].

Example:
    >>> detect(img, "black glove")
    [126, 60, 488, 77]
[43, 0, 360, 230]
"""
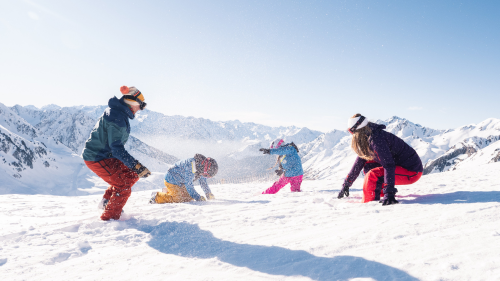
[259, 148, 270, 154]
[275, 169, 284, 176]
[380, 185, 399, 205]
[338, 184, 350, 199]
[132, 162, 151, 178]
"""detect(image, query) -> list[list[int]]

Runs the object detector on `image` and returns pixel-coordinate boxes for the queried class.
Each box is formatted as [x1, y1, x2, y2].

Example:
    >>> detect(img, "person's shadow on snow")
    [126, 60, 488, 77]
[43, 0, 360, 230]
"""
[400, 191, 500, 205]
[134, 221, 418, 281]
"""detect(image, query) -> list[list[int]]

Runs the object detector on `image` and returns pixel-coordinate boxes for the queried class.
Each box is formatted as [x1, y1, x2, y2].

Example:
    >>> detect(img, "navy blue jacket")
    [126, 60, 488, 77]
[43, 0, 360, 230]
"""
[344, 123, 423, 187]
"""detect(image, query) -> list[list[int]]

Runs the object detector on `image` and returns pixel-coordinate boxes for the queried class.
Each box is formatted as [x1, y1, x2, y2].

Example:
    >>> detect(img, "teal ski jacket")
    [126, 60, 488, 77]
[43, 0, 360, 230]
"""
[165, 157, 212, 201]
[82, 97, 138, 169]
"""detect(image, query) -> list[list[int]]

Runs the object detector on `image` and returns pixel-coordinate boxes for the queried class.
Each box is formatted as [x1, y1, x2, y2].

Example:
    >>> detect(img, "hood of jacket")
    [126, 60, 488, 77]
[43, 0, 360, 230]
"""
[368, 122, 386, 134]
[108, 96, 135, 120]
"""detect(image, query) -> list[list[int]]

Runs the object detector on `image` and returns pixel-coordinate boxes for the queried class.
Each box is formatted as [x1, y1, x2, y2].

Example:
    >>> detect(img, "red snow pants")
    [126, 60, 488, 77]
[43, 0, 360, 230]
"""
[362, 166, 422, 203]
[85, 158, 139, 220]
[262, 175, 303, 194]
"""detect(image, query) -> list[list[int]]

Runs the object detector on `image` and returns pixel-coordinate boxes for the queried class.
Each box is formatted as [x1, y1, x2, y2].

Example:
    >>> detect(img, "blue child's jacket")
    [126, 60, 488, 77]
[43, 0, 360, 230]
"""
[269, 144, 304, 178]
[164, 157, 212, 201]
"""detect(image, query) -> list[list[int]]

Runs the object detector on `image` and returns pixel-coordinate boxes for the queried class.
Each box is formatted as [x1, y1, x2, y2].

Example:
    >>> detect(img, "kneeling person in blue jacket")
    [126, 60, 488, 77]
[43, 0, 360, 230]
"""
[150, 154, 218, 203]
[259, 139, 304, 194]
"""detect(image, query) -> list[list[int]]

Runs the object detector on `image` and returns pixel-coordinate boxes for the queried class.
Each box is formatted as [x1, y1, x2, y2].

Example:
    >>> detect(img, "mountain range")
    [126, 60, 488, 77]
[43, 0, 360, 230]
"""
[1, 101, 500, 195]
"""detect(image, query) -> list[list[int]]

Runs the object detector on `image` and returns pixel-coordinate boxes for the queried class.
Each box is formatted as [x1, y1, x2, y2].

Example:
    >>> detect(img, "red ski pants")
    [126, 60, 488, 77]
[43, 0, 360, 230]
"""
[262, 175, 303, 194]
[362, 166, 422, 203]
[85, 158, 139, 220]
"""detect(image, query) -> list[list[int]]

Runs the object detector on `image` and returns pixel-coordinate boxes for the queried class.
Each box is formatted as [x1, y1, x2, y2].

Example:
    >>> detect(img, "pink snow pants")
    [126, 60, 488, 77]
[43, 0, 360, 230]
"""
[262, 175, 303, 194]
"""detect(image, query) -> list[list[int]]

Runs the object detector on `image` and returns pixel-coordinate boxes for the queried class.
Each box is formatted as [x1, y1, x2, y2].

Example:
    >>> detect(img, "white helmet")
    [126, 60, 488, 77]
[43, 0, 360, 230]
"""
[270, 138, 284, 149]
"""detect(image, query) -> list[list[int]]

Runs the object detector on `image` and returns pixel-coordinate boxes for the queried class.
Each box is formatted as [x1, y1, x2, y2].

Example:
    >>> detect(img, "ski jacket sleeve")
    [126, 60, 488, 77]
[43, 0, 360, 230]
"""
[269, 146, 296, 156]
[107, 122, 138, 169]
[371, 134, 396, 186]
[183, 161, 202, 201]
[343, 157, 367, 187]
[198, 177, 212, 196]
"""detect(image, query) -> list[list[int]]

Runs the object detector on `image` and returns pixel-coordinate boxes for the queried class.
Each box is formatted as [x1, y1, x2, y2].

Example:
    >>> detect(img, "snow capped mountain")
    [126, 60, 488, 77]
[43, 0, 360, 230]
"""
[3, 101, 500, 194]
[10, 104, 179, 172]
[296, 117, 500, 180]
[299, 130, 353, 180]
[452, 139, 500, 170]
[422, 118, 500, 174]
[130, 109, 323, 159]
[132, 110, 322, 143]
[375, 116, 444, 139]
[0, 103, 92, 195]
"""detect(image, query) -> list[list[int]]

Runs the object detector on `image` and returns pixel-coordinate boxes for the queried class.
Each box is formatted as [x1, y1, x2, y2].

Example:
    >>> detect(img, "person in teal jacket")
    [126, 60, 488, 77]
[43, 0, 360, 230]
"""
[83, 86, 151, 220]
[259, 139, 304, 194]
[150, 154, 218, 204]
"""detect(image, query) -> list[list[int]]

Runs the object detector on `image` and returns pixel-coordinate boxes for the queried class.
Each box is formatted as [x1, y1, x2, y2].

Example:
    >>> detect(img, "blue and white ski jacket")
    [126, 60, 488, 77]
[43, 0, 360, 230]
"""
[164, 157, 212, 201]
[269, 144, 304, 178]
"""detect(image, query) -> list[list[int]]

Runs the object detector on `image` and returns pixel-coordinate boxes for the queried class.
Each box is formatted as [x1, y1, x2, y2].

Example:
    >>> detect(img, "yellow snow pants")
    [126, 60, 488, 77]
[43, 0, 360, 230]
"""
[154, 181, 194, 204]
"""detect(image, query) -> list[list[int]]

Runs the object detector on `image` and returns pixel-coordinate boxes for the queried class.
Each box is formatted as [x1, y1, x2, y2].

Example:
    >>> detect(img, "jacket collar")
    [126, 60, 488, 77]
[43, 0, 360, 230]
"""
[108, 96, 135, 120]
[368, 122, 386, 133]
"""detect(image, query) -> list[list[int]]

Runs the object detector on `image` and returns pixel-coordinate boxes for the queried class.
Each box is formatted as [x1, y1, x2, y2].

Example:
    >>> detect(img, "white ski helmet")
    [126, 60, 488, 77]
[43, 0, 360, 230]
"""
[270, 138, 284, 149]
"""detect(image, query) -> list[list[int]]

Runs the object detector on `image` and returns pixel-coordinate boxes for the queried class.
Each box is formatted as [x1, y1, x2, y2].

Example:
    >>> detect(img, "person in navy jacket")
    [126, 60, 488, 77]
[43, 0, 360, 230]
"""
[259, 139, 304, 194]
[338, 114, 423, 205]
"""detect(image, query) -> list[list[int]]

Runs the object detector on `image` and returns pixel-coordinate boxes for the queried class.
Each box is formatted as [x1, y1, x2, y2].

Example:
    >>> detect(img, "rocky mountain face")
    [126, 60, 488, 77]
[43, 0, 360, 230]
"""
[0, 103, 90, 195]
[422, 119, 500, 174]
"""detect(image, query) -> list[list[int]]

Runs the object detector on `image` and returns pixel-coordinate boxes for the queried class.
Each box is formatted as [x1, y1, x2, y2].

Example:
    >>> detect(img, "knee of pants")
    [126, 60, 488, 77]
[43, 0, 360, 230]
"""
[114, 187, 131, 198]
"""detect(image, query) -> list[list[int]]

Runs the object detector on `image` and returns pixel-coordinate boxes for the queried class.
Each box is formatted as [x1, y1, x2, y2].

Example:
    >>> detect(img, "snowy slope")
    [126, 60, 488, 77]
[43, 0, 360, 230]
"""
[1, 163, 500, 280]
[0, 103, 94, 195]
[422, 118, 500, 174]
[450, 139, 500, 171]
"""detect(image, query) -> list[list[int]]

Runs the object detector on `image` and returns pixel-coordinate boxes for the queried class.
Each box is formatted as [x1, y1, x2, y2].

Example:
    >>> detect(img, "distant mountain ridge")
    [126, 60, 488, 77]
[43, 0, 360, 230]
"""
[296, 116, 500, 181]
[2, 102, 500, 195]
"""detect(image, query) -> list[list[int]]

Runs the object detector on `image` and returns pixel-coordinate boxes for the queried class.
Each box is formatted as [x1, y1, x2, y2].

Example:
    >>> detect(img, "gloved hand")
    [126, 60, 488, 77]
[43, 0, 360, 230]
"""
[337, 183, 350, 199]
[275, 169, 284, 176]
[198, 196, 207, 201]
[206, 193, 215, 200]
[259, 148, 270, 154]
[380, 185, 399, 206]
[133, 162, 151, 178]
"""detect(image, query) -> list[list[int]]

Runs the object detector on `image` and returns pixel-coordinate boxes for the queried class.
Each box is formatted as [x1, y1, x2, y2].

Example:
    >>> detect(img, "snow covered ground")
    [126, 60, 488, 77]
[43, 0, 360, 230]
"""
[1, 163, 500, 280]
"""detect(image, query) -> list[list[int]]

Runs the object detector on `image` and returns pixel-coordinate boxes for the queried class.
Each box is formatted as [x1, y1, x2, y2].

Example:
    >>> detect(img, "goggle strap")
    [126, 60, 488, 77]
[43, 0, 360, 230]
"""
[123, 94, 147, 110]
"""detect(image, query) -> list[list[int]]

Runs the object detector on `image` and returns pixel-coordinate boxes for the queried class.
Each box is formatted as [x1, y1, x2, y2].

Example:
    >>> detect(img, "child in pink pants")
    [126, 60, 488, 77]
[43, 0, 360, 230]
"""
[259, 139, 304, 194]
[262, 175, 303, 194]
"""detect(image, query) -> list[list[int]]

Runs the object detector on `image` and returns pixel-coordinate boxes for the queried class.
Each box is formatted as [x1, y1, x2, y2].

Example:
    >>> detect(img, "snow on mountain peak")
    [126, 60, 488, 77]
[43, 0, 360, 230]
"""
[41, 104, 62, 111]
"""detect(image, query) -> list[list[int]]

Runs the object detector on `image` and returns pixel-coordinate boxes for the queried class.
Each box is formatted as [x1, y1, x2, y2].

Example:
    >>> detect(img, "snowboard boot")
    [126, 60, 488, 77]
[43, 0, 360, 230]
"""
[98, 198, 109, 210]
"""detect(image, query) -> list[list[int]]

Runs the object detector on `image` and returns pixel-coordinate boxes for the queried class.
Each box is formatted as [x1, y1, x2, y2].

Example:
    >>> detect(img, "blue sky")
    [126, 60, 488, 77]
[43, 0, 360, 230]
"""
[1, 0, 499, 131]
